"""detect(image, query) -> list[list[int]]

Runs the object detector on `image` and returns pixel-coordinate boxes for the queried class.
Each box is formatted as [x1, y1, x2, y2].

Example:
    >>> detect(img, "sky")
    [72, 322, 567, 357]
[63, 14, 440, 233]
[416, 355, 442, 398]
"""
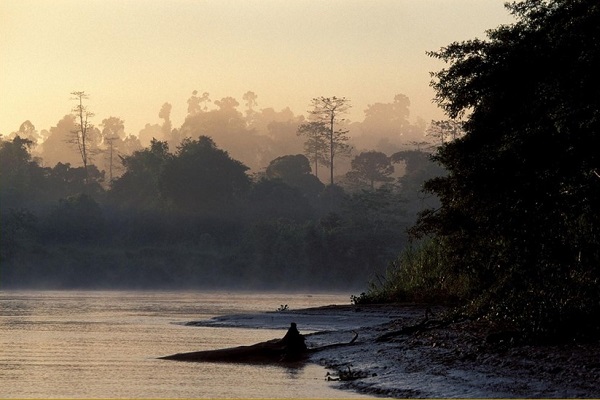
[0, 0, 515, 137]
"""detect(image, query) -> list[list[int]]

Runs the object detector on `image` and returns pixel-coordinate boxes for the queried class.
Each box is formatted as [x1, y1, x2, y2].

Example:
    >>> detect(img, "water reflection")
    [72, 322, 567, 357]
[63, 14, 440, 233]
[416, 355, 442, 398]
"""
[0, 290, 365, 398]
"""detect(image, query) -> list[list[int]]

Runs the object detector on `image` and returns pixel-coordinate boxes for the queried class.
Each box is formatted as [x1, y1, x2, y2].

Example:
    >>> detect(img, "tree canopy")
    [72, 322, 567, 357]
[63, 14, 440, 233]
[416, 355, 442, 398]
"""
[345, 151, 394, 190]
[160, 136, 251, 215]
[109, 139, 171, 210]
[265, 154, 324, 201]
[413, 0, 600, 339]
[0, 136, 36, 208]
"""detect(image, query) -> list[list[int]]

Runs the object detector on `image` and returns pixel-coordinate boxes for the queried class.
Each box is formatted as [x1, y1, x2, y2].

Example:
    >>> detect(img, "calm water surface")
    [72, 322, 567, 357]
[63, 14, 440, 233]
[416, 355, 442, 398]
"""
[0, 290, 367, 398]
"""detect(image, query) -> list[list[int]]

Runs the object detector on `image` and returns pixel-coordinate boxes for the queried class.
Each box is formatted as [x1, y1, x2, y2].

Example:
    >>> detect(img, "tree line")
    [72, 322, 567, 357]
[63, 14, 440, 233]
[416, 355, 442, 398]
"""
[3, 90, 436, 187]
[0, 103, 447, 289]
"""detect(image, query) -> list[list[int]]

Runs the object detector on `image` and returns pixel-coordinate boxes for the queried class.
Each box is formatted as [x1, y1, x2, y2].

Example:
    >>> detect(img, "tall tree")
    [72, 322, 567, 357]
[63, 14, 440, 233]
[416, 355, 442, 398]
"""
[307, 96, 351, 185]
[296, 121, 329, 179]
[414, 0, 600, 336]
[101, 117, 125, 183]
[70, 91, 95, 184]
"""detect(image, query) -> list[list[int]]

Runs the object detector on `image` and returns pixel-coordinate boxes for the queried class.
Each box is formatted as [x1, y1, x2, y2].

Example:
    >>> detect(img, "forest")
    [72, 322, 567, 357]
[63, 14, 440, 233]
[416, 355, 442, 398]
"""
[2, 0, 599, 343]
[0, 92, 445, 290]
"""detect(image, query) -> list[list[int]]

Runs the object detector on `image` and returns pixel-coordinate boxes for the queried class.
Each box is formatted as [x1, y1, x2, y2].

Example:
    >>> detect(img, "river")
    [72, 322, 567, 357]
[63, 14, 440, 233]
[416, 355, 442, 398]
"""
[0, 290, 368, 398]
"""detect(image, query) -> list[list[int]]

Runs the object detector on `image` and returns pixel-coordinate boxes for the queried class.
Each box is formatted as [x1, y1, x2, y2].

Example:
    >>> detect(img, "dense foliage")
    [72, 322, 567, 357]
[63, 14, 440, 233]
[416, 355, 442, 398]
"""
[375, 0, 600, 341]
[0, 133, 442, 290]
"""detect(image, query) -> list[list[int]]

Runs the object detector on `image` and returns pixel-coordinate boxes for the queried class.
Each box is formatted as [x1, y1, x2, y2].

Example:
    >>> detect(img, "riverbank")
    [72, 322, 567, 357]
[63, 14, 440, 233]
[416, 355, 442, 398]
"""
[191, 303, 600, 398]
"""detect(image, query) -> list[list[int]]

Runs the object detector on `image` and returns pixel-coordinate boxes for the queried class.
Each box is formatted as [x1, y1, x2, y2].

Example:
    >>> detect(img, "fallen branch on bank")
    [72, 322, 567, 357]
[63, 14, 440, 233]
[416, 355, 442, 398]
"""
[376, 309, 466, 342]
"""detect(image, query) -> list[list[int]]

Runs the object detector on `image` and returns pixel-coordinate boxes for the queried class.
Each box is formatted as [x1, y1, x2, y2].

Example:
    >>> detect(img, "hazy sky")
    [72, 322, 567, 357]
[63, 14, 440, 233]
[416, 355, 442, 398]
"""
[1, 0, 514, 137]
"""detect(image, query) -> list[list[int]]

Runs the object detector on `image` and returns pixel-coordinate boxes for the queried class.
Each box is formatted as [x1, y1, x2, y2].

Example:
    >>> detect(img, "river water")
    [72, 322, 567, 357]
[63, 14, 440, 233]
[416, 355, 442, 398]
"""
[0, 290, 367, 398]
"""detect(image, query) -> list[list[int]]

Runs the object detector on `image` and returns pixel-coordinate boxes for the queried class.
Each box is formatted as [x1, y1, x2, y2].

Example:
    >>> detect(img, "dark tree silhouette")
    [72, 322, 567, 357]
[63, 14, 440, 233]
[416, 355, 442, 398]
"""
[307, 97, 351, 185]
[265, 154, 324, 200]
[266, 154, 311, 180]
[297, 121, 329, 179]
[70, 91, 96, 184]
[109, 139, 171, 210]
[414, 0, 600, 338]
[346, 151, 394, 190]
[0, 136, 36, 208]
[160, 136, 251, 215]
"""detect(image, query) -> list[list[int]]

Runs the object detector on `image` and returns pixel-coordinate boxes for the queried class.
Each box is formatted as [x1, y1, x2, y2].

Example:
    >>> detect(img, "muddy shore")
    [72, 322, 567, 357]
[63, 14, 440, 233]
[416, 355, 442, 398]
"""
[190, 303, 600, 398]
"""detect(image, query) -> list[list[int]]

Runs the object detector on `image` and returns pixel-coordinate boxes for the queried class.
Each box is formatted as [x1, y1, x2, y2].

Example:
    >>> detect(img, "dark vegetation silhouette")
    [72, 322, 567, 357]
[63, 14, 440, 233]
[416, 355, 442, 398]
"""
[355, 0, 600, 343]
[0, 89, 441, 290]
[345, 151, 395, 191]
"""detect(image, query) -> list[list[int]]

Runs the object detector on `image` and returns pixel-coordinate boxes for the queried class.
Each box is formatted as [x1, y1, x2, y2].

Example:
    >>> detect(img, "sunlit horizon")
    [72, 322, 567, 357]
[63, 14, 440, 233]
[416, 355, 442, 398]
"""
[0, 0, 513, 138]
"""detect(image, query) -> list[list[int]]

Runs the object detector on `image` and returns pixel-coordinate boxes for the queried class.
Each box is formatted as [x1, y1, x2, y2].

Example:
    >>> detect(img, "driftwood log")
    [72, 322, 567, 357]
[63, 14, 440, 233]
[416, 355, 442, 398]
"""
[159, 322, 358, 364]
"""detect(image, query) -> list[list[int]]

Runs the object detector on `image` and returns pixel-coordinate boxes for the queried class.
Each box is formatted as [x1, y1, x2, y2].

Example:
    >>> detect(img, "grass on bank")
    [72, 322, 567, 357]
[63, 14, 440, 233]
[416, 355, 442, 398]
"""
[352, 238, 473, 305]
[353, 238, 600, 343]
